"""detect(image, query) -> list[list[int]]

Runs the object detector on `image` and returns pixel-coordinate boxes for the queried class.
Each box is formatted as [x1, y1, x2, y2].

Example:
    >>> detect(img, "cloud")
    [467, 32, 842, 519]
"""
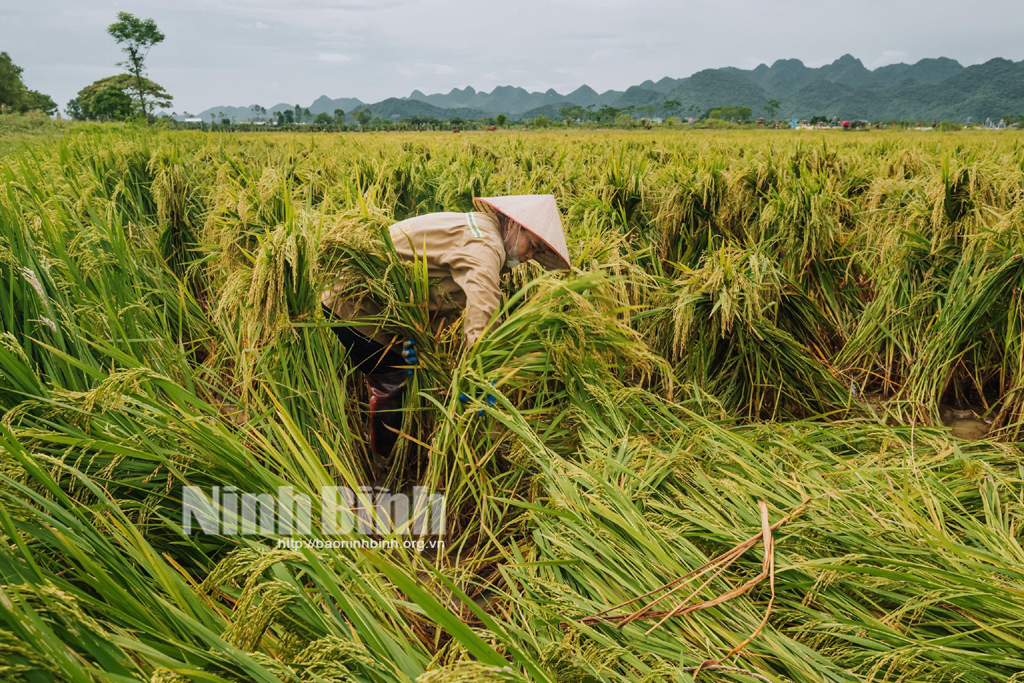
[396, 62, 455, 77]
[216, 0, 411, 12]
[317, 52, 354, 63]
[869, 50, 911, 69]
[241, 21, 269, 29]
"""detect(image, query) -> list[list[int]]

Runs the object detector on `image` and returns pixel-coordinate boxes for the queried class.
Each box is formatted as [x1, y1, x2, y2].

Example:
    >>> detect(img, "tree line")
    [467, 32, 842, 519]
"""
[0, 52, 57, 115]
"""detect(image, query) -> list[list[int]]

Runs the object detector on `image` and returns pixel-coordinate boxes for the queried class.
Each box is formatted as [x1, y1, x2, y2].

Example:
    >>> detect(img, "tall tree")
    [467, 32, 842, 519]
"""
[765, 99, 781, 119]
[107, 12, 166, 119]
[333, 108, 345, 124]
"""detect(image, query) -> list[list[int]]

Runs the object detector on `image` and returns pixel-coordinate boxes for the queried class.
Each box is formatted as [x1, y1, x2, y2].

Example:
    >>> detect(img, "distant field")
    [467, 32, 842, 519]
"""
[0, 112, 78, 155]
[1, 128, 1023, 682]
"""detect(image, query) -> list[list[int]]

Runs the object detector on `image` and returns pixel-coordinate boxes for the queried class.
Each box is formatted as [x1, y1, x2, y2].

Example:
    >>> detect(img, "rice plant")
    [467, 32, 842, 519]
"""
[1, 127, 1023, 683]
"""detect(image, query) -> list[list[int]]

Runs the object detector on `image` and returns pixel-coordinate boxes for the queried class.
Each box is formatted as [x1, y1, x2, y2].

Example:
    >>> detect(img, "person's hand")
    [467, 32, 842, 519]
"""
[459, 382, 497, 416]
[401, 340, 418, 375]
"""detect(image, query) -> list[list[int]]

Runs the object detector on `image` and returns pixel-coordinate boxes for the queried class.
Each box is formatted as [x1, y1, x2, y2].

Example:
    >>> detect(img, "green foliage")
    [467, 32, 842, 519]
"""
[558, 105, 586, 121]
[706, 105, 752, 122]
[693, 118, 741, 129]
[594, 105, 621, 124]
[91, 85, 134, 121]
[75, 74, 172, 121]
[65, 97, 83, 120]
[0, 51, 56, 115]
[614, 114, 635, 128]
[19, 89, 56, 116]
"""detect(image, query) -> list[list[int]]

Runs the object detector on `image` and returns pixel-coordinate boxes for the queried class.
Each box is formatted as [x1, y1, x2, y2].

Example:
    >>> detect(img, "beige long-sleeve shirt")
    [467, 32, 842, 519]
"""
[321, 211, 506, 346]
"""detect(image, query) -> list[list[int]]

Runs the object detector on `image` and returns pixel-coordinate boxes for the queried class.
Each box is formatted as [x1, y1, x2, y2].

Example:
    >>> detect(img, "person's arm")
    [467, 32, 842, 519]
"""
[440, 240, 504, 346]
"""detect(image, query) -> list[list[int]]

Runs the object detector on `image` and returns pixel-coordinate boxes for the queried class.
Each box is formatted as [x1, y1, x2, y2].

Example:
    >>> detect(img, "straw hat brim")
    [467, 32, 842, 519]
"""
[473, 195, 571, 270]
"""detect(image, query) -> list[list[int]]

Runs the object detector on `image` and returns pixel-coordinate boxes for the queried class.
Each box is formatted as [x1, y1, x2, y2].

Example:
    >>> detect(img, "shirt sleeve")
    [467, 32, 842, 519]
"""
[440, 239, 504, 346]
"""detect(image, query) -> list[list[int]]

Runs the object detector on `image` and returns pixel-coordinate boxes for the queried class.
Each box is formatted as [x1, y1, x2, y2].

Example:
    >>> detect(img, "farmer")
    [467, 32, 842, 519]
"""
[321, 194, 571, 459]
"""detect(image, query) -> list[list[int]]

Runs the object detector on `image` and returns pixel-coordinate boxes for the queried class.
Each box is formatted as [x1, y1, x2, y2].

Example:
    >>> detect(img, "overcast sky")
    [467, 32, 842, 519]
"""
[3, 0, 1022, 115]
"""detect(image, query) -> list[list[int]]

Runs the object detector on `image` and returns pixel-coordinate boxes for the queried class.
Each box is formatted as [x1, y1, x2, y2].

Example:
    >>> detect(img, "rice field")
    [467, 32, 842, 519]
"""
[1, 127, 1023, 682]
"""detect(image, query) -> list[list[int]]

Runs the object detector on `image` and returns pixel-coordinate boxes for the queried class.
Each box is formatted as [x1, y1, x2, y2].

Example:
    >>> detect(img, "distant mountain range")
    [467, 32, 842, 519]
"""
[176, 55, 1024, 124]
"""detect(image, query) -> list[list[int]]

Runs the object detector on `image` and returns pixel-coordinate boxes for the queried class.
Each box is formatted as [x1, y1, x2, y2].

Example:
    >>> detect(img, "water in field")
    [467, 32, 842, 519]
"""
[940, 405, 991, 440]
[855, 394, 992, 439]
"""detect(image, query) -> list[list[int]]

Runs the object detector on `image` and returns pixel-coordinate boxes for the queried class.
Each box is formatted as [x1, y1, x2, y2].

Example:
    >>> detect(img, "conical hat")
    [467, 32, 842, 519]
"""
[473, 194, 571, 270]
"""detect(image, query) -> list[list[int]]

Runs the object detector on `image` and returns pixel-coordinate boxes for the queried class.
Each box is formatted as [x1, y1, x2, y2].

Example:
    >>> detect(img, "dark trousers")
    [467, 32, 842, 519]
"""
[321, 303, 407, 460]
[320, 303, 405, 375]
